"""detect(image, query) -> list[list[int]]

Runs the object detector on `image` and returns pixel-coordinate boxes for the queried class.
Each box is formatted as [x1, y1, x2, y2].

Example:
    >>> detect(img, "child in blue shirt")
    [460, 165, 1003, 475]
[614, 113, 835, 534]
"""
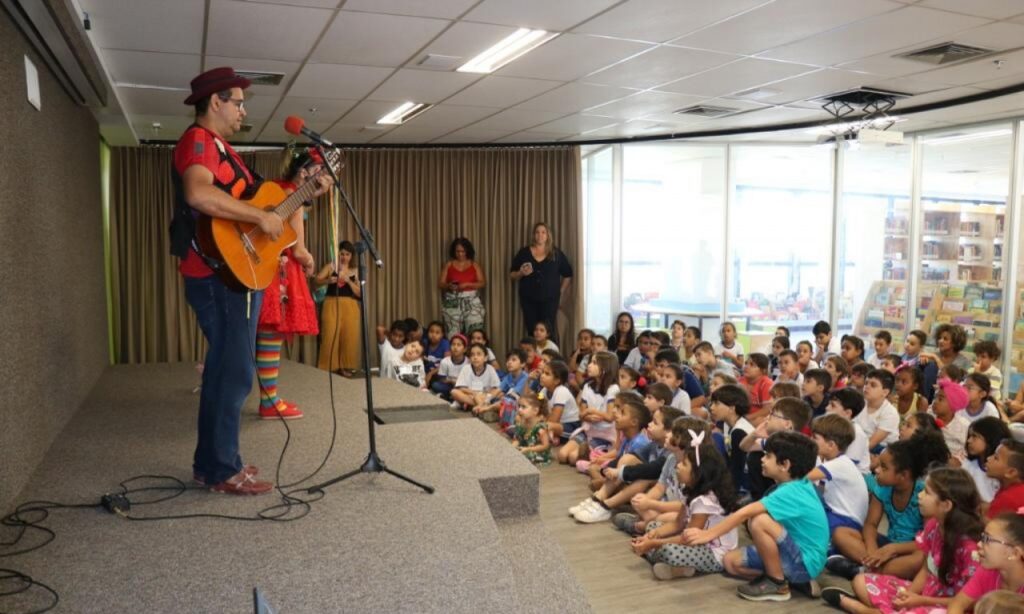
[494, 349, 530, 433]
[684, 431, 828, 602]
[422, 321, 450, 379]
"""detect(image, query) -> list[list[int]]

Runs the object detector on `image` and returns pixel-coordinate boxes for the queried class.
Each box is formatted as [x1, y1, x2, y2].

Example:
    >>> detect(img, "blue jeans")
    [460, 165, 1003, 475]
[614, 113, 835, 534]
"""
[741, 529, 812, 584]
[184, 275, 262, 485]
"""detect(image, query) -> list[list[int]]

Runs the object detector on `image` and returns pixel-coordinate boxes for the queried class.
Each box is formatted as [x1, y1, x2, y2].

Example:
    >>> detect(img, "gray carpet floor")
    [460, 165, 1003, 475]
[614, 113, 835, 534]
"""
[3, 362, 589, 613]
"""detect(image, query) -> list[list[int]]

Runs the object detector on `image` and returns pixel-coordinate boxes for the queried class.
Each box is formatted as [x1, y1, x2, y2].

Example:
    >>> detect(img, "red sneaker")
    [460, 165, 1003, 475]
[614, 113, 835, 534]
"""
[259, 405, 303, 420]
[193, 464, 258, 486]
[209, 468, 273, 495]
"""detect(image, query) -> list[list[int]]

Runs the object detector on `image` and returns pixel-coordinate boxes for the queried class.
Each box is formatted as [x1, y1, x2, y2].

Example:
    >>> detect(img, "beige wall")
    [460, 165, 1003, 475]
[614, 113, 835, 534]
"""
[0, 9, 107, 513]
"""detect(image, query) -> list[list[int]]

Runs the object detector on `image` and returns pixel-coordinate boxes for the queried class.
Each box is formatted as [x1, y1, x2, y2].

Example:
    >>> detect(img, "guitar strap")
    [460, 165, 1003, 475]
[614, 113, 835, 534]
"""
[170, 124, 264, 271]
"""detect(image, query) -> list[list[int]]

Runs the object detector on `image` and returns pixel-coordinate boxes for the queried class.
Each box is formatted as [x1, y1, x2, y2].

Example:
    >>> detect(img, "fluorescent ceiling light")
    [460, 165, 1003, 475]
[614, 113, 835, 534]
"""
[457, 28, 558, 74]
[922, 128, 1012, 146]
[376, 101, 431, 125]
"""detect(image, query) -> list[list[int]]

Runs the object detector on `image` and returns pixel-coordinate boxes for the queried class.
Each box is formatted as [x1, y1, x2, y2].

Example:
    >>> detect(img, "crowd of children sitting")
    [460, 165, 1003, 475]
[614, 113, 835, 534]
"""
[375, 315, 1024, 609]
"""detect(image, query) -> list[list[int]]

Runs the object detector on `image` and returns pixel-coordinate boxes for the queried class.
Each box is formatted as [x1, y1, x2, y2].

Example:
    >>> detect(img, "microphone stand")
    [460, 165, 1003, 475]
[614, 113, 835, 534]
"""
[307, 145, 434, 495]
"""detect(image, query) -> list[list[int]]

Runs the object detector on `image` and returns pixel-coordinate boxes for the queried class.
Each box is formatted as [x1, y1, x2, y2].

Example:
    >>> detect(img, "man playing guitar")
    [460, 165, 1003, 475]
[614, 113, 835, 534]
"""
[171, 67, 332, 495]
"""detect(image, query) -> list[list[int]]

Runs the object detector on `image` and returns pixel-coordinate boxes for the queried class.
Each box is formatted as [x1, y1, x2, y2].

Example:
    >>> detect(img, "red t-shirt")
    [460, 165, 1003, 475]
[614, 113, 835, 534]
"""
[172, 125, 254, 278]
[740, 375, 773, 409]
[987, 481, 1024, 519]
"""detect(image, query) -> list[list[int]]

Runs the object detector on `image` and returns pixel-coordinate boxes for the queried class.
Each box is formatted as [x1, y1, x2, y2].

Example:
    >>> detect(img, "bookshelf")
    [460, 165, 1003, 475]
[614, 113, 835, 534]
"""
[854, 280, 910, 344]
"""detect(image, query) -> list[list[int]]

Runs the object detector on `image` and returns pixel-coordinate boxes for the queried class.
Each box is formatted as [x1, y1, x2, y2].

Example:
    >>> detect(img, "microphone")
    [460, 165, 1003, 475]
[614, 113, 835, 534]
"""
[284, 116, 334, 146]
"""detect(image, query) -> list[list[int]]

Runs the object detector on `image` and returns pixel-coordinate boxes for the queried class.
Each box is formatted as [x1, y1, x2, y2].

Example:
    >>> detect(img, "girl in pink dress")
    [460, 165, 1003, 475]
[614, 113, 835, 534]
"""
[945, 510, 1024, 613]
[823, 467, 983, 613]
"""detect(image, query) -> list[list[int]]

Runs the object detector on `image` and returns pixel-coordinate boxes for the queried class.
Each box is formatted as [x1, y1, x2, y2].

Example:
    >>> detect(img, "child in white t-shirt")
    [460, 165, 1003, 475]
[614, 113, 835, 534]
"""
[451, 342, 500, 412]
[540, 360, 579, 443]
[377, 321, 424, 387]
[808, 414, 870, 540]
[826, 388, 871, 474]
[713, 321, 745, 369]
[854, 369, 900, 454]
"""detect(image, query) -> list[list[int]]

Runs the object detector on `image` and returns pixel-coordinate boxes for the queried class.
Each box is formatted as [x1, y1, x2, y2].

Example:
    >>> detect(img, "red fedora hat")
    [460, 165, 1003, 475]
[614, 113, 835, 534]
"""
[183, 66, 252, 105]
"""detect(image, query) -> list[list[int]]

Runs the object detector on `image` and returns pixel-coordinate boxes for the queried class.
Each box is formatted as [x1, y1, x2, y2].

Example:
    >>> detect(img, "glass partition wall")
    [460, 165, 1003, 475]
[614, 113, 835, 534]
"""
[581, 120, 1024, 397]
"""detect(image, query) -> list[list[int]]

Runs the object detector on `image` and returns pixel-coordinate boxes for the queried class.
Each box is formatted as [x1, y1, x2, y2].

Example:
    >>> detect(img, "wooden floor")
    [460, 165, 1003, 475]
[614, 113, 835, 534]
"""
[537, 463, 845, 613]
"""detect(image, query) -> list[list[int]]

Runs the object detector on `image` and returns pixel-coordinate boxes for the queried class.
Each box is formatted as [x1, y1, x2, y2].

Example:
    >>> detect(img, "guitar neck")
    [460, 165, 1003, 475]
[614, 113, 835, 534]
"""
[273, 172, 323, 220]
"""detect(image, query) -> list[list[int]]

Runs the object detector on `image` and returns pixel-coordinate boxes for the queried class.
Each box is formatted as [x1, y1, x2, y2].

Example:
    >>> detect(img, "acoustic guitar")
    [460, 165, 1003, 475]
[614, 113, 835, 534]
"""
[196, 147, 343, 291]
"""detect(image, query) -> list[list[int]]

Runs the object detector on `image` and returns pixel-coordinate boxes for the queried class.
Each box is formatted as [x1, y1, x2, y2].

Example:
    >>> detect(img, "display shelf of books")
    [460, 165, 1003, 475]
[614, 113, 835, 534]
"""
[855, 281, 911, 344]
[883, 204, 911, 281]
[1010, 285, 1024, 394]
[916, 282, 1003, 352]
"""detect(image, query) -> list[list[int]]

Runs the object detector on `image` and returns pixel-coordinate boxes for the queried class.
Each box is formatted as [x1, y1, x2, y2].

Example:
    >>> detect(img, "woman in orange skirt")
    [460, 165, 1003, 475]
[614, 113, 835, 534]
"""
[315, 240, 362, 376]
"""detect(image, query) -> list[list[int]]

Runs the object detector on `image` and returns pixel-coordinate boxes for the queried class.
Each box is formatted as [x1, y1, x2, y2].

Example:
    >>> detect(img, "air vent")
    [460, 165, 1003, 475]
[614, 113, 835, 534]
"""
[673, 104, 739, 118]
[417, 54, 462, 70]
[895, 42, 993, 65]
[815, 87, 912, 106]
[235, 70, 285, 86]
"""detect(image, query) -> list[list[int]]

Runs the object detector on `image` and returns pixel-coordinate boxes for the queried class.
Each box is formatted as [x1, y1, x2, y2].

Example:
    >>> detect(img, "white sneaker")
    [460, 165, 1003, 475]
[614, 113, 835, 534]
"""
[568, 497, 594, 516]
[574, 502, 612, 523]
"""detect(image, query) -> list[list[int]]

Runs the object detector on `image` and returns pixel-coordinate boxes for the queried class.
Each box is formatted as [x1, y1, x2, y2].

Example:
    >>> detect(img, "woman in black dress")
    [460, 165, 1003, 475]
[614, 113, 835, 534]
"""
[509, 222, 573, 345]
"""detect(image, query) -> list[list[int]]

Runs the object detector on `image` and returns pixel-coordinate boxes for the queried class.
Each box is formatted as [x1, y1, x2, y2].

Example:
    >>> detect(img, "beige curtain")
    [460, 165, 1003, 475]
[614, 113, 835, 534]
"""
[109, 145, 581, 365]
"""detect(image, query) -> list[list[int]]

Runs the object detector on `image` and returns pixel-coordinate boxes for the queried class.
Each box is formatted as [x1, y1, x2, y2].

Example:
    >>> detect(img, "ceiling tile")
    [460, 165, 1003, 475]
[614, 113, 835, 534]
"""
[581, 119, 685, 138]
[463, 0, 619, 31]
[79, 0, 204, 54]
[971, 73, 1024, 91]
[741, 68, 876, 105]
[895, 86, 988, 107]
[530, 114, 619, 135]
[584, 46, 738, 89]
[585, 91, 708, 119]
[468, 108, 570, 132]
[671, 0, 900, 56]
[573, 0, 772, 44]
[289, 63, 393, 98]
[495, 34, 652, 82]
[206, 0, 332, 62]
[710, 105, 831, 129]
[311, 11, 449, 67]
[131, 114, 196, 140]
[916, 0, 1024, 18]
[657, 58, 817, 98]
[409, 104, 501, 130]
[320, 121, 383, 143]
[116, 86, 196, 116]
[367, 69, 480, 103]
[908, 92, 1024, 123]
[760, 6, 989, 67]
[410, 22, 519, 70]
[242, 0, 341, 7]
[341, 0, 478, 19]
[431, 127, 515, 143]
[495, 131, 561, 143]
[444, 76, 563, 107]
[270, 96, 360, 127]
[203, 56, 302, 96]
[918, 48, 1024, 87]
[104, 50, 200, 90]
[370, 125, 453, 143]
[514, 82, 636, 113]
[335, 99, 411, 125]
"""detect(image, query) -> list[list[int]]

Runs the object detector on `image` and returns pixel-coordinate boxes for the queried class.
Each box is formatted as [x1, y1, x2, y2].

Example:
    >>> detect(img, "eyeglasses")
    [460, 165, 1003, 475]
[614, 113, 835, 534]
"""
[980, 532, 1015, 547]
[218, 95, 245, 111]
[768, 411, 785, 421]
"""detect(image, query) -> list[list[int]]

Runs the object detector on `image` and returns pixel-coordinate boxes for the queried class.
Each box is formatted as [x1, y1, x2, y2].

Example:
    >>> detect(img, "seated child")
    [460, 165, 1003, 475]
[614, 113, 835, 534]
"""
[710, 371, 737, 395]
[894, 366, 928, 424]
[715, 321, 745, 369]
[591, 334, 608, 354]
[932, 378, 971, 457]
[969, 340, 1003, 404]
[964, 373, 1001, 423]
[632, 443, 739, 581]
[511, 390, 551, 465]
[612, 416, 711, 536]
[533, 320, 559, 354]
[739, 353, 774, 423]
[776, 349, 803, 387]
[740, 397, 812, 502]
[768, 335, 789, 379]
[901, 329, 925, 369]
[540, 360, 579, 443]
[826, 355, 851, 390]
[684, 431, 829, 602]
[452, 343, 500, 412]
[694, 341, 739, 383]
[850, 362, 871, 393]
[881, 353, 902, 374]
[493, 349, 530, 433]
[574, 394, 652, 502]
[422, 321, 450, 381]
[802, 368, 833, 418]
[709, 384, 754, 496]
[654, 350, 707, 410]
[943, 511, 1024, 613]
[660, 361, 693, 416]
[868, 330, 892, 368]
[808, 414, 869, 541]
[573, 401, 683, 524]
[558, 351, 619, 466]
[959, 417, 1010, 505]
[376, 321, 425, 388]
[842, 335, 866, 369]
[899, 411, 942, 442]
[796, 340, 819, 373]
[855, 369, 900, 455]
[828, 434, 952, 581]
[468, 329, 500, 371]
[985, 439, 1024, 519]
[623, 330, 656, 372]
[618, 366, 641, 397]
[827, 387, 871, 474]
[431, 333, 468, 399]
[822, 466, 984, 613]
[568, 327, 595, 387]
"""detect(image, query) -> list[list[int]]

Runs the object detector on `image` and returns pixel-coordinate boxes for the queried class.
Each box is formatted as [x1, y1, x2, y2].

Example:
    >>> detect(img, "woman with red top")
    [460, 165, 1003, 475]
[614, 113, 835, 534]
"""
[255, 150, 322, 420]
[439, 237, 486, 337]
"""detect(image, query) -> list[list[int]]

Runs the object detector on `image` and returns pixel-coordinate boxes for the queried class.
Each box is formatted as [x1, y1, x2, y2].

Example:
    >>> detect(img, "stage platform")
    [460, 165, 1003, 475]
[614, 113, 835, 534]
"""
[5, 362, 590, 613]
